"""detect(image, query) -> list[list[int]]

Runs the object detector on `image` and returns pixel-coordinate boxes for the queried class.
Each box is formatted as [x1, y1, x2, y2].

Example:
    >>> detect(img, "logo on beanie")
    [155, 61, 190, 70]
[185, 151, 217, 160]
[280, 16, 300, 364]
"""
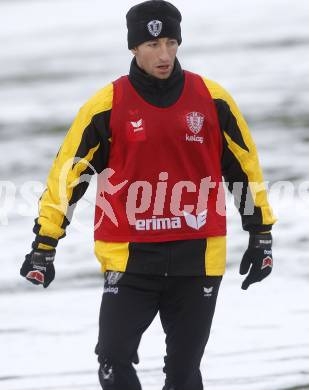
[147, 20, 163, 37]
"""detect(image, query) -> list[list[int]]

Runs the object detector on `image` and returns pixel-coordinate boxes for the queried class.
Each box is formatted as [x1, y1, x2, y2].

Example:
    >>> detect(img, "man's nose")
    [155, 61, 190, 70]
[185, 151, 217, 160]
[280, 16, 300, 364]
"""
[158, 44, 170, 61]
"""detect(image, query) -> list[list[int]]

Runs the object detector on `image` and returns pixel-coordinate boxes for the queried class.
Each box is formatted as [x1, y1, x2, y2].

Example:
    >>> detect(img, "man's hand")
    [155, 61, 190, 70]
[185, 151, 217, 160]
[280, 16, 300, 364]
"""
[240, 233, 273, 290]
[20, 249, 56, 288]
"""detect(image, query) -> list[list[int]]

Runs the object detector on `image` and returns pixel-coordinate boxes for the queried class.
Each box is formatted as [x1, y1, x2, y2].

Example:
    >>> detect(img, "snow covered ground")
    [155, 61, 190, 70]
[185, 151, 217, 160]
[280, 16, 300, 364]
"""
[1, 0, 309, 389]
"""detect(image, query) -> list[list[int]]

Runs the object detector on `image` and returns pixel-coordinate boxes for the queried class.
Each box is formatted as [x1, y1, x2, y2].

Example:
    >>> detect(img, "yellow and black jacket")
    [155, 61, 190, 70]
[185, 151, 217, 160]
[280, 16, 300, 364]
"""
[32, 58, 276, 276]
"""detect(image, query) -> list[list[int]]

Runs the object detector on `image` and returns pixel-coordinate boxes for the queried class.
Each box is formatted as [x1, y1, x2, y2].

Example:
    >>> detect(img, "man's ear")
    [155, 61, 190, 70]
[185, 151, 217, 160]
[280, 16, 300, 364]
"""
[131, 48, 137, 56]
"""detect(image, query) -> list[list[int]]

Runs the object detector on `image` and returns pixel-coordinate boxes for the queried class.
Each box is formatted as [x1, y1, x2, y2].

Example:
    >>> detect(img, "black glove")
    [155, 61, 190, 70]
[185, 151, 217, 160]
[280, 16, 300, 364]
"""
[240, 233, 273, 290]
[20, 249, 56, 288]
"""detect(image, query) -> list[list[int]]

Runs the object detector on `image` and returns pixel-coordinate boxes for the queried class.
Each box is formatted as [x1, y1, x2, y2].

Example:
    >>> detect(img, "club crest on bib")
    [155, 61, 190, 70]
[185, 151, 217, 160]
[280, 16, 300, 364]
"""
[147, 20, 163, 37]
[186, 112, 205, 134]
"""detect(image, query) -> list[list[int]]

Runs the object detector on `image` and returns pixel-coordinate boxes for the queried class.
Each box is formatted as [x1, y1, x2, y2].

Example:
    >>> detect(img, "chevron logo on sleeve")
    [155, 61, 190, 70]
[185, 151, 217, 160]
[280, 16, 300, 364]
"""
[203, 286, 213, 297]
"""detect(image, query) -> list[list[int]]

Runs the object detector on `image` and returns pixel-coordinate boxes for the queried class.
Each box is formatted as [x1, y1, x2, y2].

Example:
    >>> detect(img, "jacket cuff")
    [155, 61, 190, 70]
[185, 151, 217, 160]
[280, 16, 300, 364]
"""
[244, 224, 273, 234]
[32, 234, 59, 250]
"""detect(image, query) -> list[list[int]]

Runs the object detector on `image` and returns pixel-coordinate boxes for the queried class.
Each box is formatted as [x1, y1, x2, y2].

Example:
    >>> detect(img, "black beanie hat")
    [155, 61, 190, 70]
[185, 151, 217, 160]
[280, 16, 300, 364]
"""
[126, 0, 182, 50]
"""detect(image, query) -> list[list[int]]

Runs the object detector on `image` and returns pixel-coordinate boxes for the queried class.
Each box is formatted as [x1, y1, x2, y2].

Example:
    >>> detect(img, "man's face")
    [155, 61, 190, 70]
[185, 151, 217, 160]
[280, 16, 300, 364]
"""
[132, 37, 179, 79]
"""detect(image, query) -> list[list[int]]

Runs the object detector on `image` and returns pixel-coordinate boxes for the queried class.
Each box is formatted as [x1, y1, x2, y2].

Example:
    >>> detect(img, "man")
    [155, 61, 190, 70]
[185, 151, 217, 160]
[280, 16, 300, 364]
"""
[20, 1, 276, 389]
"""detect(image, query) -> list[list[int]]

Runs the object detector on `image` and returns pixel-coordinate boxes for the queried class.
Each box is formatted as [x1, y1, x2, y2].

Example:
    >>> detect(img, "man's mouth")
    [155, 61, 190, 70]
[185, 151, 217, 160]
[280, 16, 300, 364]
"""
[157, 65, 170, 72]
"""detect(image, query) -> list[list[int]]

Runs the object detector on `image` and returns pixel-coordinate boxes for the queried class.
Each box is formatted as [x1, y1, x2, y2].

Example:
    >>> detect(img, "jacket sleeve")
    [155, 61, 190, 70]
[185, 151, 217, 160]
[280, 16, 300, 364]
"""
[32, 83, 113, 250]
[203, 78, 277, 233]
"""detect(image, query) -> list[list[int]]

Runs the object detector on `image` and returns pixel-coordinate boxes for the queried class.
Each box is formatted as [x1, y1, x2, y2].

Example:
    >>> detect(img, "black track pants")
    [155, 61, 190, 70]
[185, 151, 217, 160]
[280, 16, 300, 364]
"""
[95, 272, 222, 390]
